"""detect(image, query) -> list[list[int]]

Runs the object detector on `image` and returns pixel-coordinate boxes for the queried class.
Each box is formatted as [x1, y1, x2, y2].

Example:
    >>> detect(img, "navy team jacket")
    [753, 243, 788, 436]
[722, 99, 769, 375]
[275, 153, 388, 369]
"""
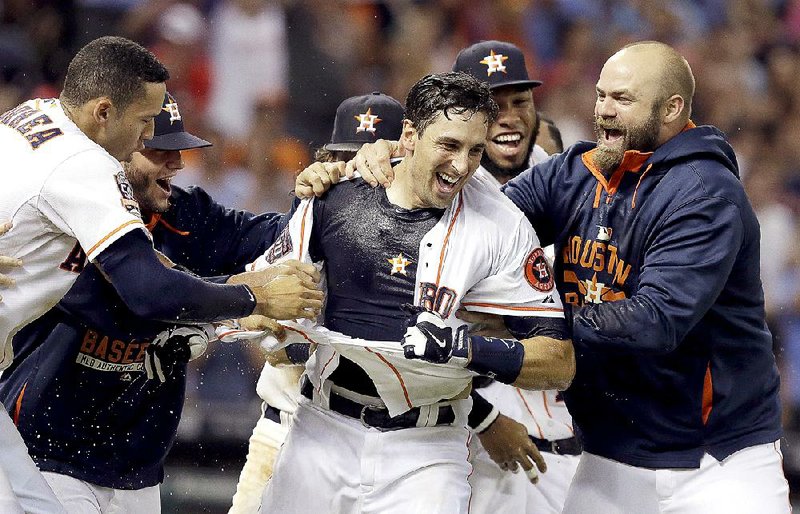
[0, 186, 284, 489]
[503, 124, 781, 468]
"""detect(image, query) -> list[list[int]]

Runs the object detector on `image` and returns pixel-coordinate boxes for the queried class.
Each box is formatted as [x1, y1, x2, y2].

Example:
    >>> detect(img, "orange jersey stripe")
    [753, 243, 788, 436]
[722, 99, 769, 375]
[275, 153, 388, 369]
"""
[365, 348, 412, 409]
[460, 302, 563, 313]
[86, 219, 144, 257]
[297, 201, 313, 260]
[515, 387, 544, 439]
[435, 195, 464, 286]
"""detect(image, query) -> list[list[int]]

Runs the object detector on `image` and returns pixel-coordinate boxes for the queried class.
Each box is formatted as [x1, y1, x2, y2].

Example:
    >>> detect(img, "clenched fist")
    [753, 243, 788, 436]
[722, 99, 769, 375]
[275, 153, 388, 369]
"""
[229, 260, 324, 320]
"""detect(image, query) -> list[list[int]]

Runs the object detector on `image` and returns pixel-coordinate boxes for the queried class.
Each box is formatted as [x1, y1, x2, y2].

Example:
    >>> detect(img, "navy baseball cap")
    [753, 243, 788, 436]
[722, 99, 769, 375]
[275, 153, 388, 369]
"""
[324, 92, 405, 152]
[144, 92, 212, 151]
[453, 41, 542, 90]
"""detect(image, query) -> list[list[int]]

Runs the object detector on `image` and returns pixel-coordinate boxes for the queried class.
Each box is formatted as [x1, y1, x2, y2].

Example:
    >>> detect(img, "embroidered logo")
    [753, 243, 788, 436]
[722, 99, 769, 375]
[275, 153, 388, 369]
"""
[597, 226, 613, 242]
[524, 248, 554, 292]
[388, 253, 411, 275]
[162, 93, 181, 124]
[355, 108, 382, 134]
[115, 170, 141, 218]
[479, 50, 509, 76]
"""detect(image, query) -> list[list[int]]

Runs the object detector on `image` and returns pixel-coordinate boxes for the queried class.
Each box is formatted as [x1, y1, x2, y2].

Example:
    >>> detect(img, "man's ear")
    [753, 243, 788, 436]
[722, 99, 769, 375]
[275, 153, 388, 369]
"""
[92, 98, 114, 125]
[662, 94, 685, 125]
[400, 119, 417, 153]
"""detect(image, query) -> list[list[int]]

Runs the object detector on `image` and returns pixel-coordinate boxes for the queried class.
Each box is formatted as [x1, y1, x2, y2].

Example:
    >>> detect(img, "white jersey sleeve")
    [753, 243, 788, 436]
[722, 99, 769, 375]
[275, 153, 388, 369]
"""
[39, 152, 144, 261]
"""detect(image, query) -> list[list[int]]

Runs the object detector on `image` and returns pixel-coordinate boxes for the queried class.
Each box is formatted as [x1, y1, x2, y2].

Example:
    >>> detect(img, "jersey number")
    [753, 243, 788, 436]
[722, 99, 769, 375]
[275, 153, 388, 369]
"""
[418, 282, 457, 319]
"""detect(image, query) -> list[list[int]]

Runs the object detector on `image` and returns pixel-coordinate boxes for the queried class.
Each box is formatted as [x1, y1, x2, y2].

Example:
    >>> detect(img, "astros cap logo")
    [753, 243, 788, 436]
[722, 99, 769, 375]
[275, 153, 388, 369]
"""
[162, 94, 182, 124]
[354, 107, 382, 134]
[479, 50, 509, 76]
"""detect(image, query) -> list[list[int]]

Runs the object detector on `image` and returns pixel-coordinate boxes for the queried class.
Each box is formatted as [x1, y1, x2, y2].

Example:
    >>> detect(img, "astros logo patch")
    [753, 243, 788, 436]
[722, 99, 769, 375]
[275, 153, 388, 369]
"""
[115, 170, 141, 218]
[388, 253, 411, 275]
[524, 248, 554, 292]
[355, 108, 382, 134]
[479, 50, 508, 76]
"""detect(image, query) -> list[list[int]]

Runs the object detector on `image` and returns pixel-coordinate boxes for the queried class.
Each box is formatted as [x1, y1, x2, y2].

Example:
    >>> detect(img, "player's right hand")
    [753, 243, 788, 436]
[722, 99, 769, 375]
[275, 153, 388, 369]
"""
[295, 161, 346, 198]
[0, 222, 22, 300]
[229, 260, 324, 320]
[345, 139, 401, 188]
[402, 309, 469, 367]
[477, 413, 547, 484]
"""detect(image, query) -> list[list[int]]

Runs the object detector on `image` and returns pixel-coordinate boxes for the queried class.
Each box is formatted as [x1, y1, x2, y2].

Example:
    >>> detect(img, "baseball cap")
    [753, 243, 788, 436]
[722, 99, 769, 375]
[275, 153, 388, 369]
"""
[453, 40, 542, 90]
[144, 92, 212, 151]
[323, 92, 405, 152]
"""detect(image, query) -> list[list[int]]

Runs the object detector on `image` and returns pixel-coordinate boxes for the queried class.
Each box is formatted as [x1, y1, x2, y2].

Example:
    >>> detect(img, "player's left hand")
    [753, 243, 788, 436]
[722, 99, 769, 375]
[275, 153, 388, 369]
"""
[402, 308, 469, 367]
[295, 161, 346, 198]
[145, 326, 211, 382]
[478, 413, 547, 484]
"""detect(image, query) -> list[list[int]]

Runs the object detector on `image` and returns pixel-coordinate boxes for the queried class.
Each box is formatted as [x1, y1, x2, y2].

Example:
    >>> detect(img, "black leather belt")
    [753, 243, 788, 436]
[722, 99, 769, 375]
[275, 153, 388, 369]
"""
[300, 378, 455, 431]
[529, 435, 582, 456]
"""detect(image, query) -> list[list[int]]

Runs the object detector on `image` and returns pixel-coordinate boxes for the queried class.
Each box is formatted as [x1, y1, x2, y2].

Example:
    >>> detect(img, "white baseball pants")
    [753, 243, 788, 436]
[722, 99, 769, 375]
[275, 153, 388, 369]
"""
[261, 399, 472, 514]
[0, 404, 65, 513]
[562, 441, 790, 514]
[42, 472, 160, 514]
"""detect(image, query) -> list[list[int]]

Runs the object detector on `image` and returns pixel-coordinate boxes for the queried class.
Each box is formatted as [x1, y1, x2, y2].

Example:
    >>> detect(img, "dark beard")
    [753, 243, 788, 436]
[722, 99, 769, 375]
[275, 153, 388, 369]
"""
[592, 106, 660, 174]
[480, 137, 536, 182]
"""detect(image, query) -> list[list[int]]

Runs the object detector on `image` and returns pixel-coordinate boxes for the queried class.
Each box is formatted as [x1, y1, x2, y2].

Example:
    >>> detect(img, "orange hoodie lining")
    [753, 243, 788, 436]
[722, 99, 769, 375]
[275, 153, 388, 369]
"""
[13, 383, 26, 425]
[145, 214, 190, 236]
[702, 363, 713, 425]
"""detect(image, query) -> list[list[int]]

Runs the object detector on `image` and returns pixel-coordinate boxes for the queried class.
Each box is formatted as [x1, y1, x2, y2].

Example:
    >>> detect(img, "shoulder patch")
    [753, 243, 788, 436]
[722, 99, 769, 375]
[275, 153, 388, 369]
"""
[115, 170, 141, 218]
[524, 248, 554, 292]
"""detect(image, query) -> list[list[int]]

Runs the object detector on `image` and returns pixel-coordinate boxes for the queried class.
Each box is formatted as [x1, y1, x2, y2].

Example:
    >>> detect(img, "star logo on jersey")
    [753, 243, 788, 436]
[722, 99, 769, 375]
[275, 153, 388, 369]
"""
[162, 93, 181, 124]
[579, 273, 627, 304]
[479, 50, 509, 76]
[355, 108, 382, 134]
[388, 253, 412, 275]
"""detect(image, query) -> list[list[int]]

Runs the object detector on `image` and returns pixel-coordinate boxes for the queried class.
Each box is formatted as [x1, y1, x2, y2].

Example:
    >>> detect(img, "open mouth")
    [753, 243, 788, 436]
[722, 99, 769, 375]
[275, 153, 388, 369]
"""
[492, 132, 523, 148]
[436, 172, 460, 193]
[155, 176, 173, 195]
[602, 128, 624, 144]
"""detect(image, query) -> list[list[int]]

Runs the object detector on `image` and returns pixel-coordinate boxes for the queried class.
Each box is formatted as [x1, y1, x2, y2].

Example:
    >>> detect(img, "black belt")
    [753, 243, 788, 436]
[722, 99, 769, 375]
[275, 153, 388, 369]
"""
[300, 379, 456, 431]
[529, 435, 582, 456]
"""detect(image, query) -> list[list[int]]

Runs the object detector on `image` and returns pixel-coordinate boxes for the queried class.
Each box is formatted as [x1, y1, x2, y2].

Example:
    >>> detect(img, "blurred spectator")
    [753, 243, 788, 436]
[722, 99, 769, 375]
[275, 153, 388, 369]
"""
[207, 0, 288, 140]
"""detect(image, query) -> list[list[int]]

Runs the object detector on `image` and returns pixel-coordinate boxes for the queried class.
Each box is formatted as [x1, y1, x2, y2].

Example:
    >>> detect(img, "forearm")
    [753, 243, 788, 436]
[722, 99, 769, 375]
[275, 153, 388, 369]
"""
[514, 336, 574, 390]
[97, 230, 255, 323]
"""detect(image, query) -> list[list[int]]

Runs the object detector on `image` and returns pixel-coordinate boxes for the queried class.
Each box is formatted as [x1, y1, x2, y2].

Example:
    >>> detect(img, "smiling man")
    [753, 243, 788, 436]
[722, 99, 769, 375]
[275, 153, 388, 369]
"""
[260, 72, 573, 514]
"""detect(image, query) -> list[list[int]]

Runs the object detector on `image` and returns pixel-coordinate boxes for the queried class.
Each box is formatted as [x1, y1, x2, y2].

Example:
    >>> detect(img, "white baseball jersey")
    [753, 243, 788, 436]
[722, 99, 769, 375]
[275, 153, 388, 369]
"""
[0, 99, 145, 370]
[247, 169, 564, 415]
[473, 144, 576, 442]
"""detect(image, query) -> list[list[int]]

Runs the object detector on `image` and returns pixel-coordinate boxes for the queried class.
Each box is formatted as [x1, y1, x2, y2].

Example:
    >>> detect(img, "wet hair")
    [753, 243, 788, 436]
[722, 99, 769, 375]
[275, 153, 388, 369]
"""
[313, 148, 356, 163]
[61, 36, 169, 112]
[404, 72, 498, 135]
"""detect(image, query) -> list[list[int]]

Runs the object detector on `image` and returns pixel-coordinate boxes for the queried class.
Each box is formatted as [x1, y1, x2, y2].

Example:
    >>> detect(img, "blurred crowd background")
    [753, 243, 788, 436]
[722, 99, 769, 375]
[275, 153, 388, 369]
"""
[3, 0, 800, 511]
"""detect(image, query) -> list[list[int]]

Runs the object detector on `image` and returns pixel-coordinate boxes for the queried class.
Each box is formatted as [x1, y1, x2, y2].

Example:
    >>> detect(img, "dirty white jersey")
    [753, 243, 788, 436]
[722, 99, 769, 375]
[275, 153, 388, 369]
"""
[248, 169, 565, 415]
[0, 99, 145, 369]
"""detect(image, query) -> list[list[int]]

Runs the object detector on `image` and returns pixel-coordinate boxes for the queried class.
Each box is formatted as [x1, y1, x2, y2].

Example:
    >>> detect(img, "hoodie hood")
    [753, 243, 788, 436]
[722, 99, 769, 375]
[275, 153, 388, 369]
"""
[648, 124, 740, 179]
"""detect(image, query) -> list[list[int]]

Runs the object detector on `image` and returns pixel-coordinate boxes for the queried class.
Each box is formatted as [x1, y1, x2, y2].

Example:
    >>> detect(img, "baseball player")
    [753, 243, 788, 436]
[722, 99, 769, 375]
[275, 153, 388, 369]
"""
[452, 41, 580, 514]
[0, 90, 322, 514]
[228, 91, 406, 514]
[342, 41, 792, 513]
[256, 72, 572, 514]
[295, 41, 580, 513]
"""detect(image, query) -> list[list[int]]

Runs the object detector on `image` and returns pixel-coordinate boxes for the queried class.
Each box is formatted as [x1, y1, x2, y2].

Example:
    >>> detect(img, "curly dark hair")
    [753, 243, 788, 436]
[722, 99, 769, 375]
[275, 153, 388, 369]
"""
[404, 72, 498, 135]
[60, 36, 169, 112]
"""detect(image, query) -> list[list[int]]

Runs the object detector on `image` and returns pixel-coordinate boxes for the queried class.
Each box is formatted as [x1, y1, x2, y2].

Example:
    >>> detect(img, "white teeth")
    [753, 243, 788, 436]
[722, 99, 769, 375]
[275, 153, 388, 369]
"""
[437, 173, 458, 185]
[494, 133, 521, 143]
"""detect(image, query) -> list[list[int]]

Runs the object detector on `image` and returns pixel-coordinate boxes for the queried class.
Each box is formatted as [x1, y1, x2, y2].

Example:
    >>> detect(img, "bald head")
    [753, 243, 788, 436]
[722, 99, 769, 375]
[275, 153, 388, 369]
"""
[615, 41, 695, 122]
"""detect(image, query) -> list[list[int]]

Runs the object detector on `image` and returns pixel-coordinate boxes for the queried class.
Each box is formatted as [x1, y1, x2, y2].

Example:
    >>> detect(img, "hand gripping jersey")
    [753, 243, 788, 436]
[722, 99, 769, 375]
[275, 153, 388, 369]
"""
[248, 174, 564, 416]
[0, 99, 145, 369]
[503, 124, 782, 468]
[0, 186, 285, 489]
